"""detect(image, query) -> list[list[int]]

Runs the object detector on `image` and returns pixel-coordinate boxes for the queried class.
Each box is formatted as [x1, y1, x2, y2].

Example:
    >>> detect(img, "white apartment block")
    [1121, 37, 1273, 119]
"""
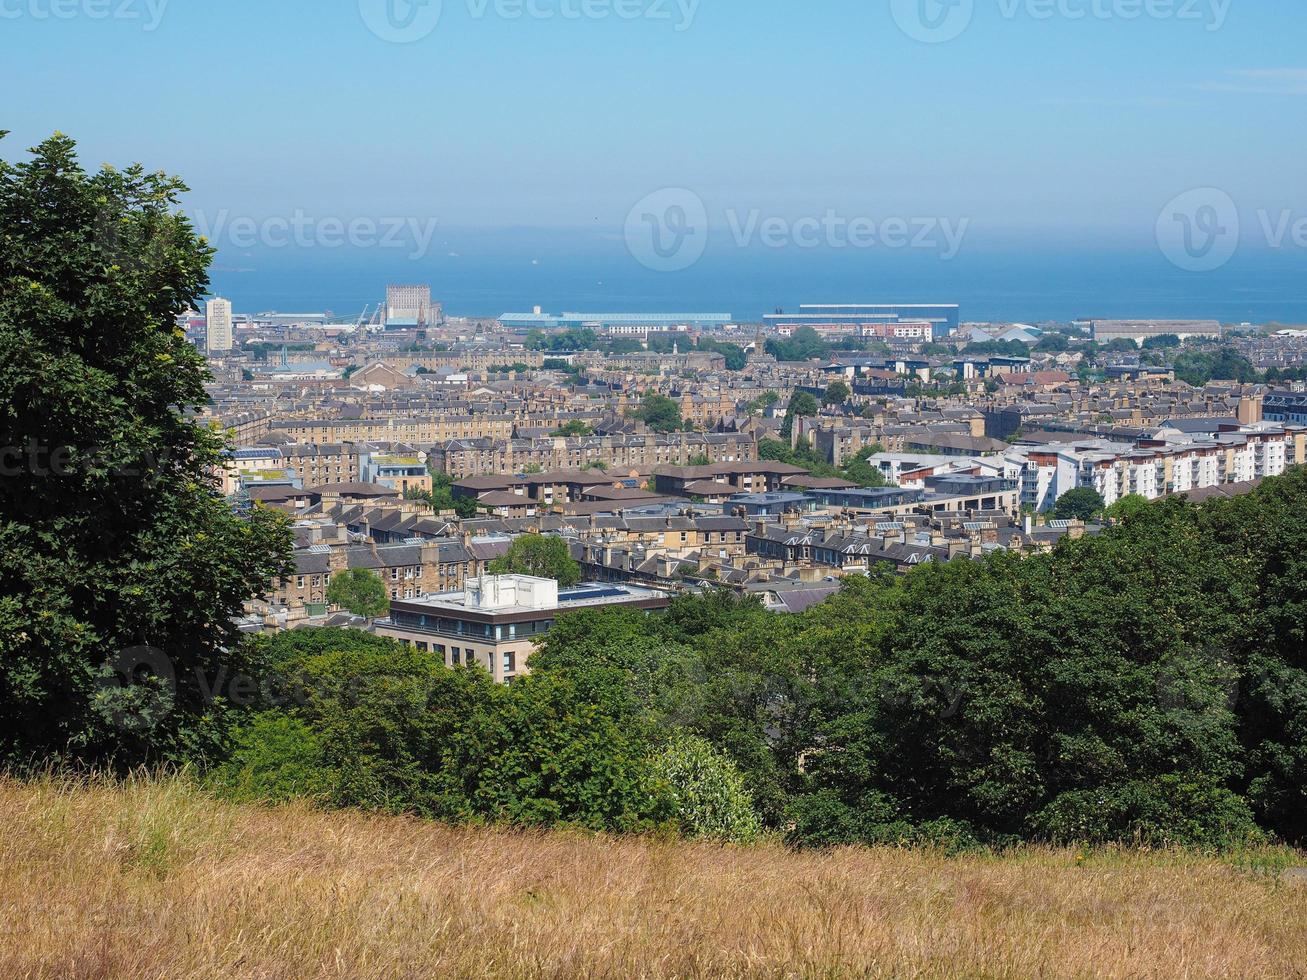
[1006, 425, 1305, 512]
[206, 297, 233, 352]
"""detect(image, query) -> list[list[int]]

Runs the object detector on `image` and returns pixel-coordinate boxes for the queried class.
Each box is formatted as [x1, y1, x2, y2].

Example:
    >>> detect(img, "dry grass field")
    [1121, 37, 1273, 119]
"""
[2, 774, 1305, 979]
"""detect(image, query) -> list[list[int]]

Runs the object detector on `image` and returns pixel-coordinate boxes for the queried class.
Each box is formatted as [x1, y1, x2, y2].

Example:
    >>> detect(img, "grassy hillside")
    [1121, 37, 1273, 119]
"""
[3, 776, 1306, 979]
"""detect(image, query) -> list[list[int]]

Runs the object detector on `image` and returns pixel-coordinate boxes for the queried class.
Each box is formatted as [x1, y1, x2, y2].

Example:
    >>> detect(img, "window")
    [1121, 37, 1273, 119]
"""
[451, 647, 460, 664]
[503, 651, 515, 674]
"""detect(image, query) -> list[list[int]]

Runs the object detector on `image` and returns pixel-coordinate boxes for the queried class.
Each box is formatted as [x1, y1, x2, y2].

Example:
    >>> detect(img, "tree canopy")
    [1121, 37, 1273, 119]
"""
[488, 534, 582, 587]
[631, 392, 683, 433]
[0, 133, 291, 767]
[823, 380, 851, 405]
[207, 470, 1307, 847]
[1052, 487, 1105, 521]
[326, 568, 389, 619]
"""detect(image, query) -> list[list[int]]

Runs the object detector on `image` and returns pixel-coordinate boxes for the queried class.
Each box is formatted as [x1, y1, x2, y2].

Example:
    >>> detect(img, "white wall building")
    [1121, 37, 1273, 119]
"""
[206, 297, 233, 352]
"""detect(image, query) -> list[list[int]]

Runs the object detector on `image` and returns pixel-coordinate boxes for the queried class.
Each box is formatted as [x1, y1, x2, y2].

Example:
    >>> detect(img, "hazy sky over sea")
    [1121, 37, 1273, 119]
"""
[5, 0, 1306, 320]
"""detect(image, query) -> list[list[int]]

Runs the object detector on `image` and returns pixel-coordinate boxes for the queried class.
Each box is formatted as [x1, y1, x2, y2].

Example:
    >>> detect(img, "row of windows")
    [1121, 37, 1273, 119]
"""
[391, 612, 553, 641]
[409, 640, 517, 677]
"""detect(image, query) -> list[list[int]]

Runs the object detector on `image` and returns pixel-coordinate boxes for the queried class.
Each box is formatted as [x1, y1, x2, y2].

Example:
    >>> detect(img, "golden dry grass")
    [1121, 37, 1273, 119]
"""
[2, 775, 1305, 979]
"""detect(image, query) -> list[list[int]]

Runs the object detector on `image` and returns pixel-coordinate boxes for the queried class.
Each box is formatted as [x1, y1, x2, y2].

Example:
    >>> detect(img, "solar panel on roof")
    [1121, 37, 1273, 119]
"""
[560, 587, 627, 602]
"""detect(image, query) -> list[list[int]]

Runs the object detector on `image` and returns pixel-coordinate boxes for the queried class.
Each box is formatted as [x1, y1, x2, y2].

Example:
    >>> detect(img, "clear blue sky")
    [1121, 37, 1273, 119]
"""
[3, 0, 1306, 319]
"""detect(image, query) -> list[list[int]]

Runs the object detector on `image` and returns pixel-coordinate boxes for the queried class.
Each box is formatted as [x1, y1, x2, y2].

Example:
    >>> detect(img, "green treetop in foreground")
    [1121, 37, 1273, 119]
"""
[0, 133, 292, 767]
[488, 534, 582, 587]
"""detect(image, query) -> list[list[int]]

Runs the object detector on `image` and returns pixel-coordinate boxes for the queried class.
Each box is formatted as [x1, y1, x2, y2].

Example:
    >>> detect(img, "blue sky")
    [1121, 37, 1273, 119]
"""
[3, 0, 1305, 318]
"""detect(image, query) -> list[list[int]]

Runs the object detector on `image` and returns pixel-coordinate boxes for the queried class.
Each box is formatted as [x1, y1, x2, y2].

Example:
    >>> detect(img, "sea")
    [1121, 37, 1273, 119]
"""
[205, 232, 1307, 326]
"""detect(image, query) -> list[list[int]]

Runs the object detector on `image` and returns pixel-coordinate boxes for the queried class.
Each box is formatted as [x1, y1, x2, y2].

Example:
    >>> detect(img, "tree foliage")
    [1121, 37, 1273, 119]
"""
[326, 568, 389, 619]
[488, 534, 582, 587]
[765, 326, 829, 363]
[631, 392, 683, 433]
[695, 338, 747, 371]
[1052, 487, 1105, 521]
[206, 471, 1307, 847]
[823, 380, 851, 405]
[0, 133, 292, 767]
[651, 734, 762, 842]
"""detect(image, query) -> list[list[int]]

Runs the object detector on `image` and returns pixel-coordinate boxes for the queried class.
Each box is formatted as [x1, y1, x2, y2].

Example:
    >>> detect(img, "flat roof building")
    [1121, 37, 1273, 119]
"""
[376, 574, 670, 683]
[499, 311, 733, 330]
[765, 304, 960, 341]
[1090, 320, 1222, 345]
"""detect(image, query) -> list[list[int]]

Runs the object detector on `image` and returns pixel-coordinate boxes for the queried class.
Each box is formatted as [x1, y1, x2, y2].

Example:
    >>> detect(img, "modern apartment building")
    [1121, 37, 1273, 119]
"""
[206, 297, 233, 352]
[378, 574, 670, 683]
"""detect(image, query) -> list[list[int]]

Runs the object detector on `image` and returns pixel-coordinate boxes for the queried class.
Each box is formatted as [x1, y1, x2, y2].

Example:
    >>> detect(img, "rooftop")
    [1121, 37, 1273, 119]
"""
[393, 574, 669, 618]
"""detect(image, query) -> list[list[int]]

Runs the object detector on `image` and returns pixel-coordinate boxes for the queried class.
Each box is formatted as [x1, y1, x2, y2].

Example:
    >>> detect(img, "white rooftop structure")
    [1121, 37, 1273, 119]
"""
[463, 574, 558, 612]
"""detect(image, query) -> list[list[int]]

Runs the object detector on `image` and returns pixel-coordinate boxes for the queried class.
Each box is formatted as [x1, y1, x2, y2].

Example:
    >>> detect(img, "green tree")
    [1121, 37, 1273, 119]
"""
[488, 534, 582, 587]
[606, 337, 644, 354]
[823, 380, 851, 405]
[651, 734, 762, 842]
[781, 390, 820, 438]
[631, 392, 682, 433]
[696, 338, 747, 370]
[0, 133, 292, 767]
[326, 568, 390, 618]
[209, 713, 328, 804]
[840, 446, 889, 488]
[766, 326, 829, 362]
[551, 419, 594, 437]
[1053, 487, 1106, 521]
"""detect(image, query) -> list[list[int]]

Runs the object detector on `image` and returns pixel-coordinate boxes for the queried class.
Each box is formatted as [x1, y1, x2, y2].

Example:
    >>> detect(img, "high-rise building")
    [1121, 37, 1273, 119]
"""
[206, 297, 233, 352]
[384, 284, 436, 329]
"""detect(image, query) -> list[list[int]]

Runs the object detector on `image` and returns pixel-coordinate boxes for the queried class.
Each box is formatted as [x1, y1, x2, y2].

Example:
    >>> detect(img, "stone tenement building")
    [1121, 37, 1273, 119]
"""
[427, 433, 758, 478]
